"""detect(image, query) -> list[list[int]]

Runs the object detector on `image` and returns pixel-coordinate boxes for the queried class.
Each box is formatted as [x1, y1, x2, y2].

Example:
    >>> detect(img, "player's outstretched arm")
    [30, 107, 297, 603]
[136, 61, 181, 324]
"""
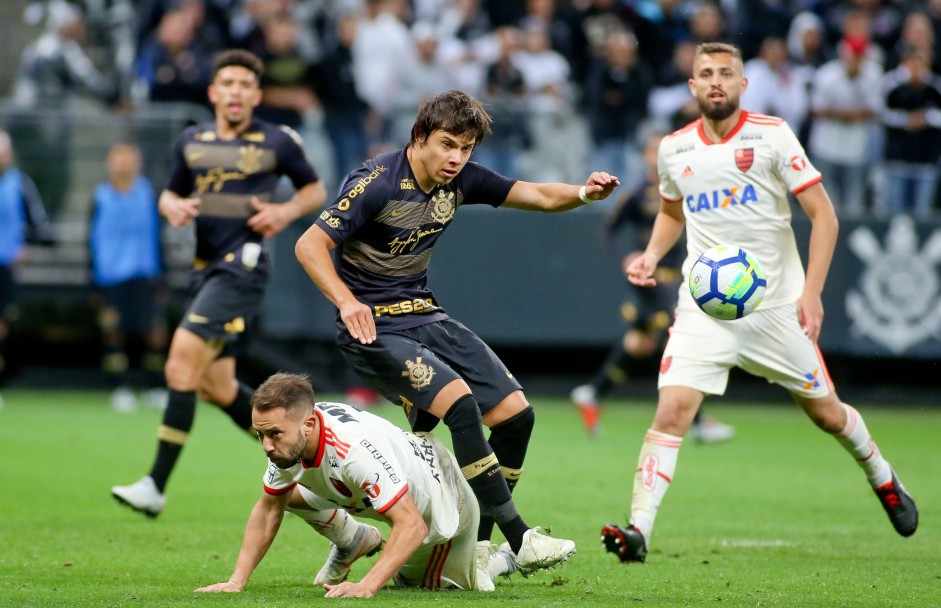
[501, 171, 620, 212]
[247, 181, 327, 238]
[628, 199, 686, 287]
[795, 182, 839, 342]
[323, 493, 427, 598]
[295, 224, 376, 344]
[158, 189, 201, 228]
[195, 491, 289, 593]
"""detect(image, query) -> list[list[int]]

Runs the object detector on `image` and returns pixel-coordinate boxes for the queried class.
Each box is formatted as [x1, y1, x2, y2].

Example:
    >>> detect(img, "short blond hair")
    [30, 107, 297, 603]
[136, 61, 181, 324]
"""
[694, 42, 744, 74]
[252, 372, 316, 417]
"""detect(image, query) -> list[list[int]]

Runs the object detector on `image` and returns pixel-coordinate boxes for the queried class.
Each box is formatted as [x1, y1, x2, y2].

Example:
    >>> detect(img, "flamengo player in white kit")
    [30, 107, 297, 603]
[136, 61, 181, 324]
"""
[195, 372, 515, 597]
[601, 42, 918, 563]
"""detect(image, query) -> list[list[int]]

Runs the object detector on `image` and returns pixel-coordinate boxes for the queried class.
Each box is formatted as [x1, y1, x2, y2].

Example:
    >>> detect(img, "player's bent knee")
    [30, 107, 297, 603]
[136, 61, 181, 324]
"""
[198, 382, 237, 407]
[164, 361, 200, 392]
[793, 393, 844, 433]
[442, 394, 483, 431]
[491, 405, 534, 436]
[483, 391, 529, 427]
[652, 402, 699, 436]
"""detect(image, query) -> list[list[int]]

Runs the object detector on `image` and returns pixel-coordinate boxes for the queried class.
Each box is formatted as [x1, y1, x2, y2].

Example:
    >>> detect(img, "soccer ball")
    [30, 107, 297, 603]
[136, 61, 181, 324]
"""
[688, 245, 767, 320]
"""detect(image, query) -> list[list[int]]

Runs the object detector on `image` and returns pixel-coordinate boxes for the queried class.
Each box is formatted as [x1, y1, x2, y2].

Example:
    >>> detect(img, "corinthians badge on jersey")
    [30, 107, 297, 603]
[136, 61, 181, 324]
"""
[430, 190, 456, 223]
[237, 144, 264, 174]
[735, 148, 754, 173]
[403, 357, 435, 390]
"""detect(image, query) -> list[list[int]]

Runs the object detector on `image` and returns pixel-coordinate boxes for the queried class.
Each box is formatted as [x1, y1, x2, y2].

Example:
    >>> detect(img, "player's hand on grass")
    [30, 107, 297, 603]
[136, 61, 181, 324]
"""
[163, 196, 201, 228]
[584, 171, 620, 201]
[323, 581, 376, 598]
[626, 252, 658, 287]
[194, 580, 244, 592]
[797, 290, 824, 342]
[248, 196, 292, 238]
[339, 299, 376, 344]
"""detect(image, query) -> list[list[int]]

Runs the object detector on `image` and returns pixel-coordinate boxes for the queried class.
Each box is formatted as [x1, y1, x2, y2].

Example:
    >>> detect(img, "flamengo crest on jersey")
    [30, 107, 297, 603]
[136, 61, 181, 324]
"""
[658, 111, 822, 309]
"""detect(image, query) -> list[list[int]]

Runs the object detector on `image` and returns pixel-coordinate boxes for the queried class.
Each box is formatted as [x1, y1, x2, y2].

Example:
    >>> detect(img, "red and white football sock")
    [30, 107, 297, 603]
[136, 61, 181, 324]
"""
[289, 507, 359, 547]
[630, 429, 683, 542]
[833, 403, 892, 487]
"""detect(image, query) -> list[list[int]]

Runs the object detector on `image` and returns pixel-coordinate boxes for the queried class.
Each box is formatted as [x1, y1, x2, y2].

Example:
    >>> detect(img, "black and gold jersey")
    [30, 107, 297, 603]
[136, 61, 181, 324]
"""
[314, 148, 516, 340]
[166, 119, 318, 277]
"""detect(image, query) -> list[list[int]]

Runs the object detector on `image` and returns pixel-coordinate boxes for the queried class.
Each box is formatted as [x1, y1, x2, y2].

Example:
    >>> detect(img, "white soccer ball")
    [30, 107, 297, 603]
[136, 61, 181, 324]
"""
[688, 245, 767, 320]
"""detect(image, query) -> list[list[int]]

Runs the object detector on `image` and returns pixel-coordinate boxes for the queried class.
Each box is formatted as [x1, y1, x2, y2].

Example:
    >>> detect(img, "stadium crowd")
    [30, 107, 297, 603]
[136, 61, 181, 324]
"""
[8, 0, 941, 218]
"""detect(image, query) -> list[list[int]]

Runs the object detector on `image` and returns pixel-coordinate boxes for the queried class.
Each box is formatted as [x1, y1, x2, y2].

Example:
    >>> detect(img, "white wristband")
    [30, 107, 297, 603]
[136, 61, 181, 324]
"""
[578, 185, 593, 205]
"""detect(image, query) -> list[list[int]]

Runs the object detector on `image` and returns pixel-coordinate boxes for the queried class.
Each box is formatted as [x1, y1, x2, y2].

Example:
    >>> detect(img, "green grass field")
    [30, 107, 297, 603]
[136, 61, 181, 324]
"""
[0, 390, 937, 607]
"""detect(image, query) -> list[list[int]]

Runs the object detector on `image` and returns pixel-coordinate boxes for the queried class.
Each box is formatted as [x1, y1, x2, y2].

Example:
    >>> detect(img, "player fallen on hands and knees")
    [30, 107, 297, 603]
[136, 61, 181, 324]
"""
[295, 90, 620, 577]
[571, 130, 733, 442]
[196, 373, 512, 597]
[602, 42, 917, 564]
[111, 49, 327, 517]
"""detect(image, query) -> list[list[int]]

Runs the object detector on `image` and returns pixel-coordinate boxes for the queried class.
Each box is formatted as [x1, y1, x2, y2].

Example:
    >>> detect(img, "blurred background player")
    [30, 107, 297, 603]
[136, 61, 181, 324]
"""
[90, 141, 167, 413]
[111, 49, 327, 517]
[570, 129, 734, 443]
[0, 130, 54, 409]
[602, 43, 917, 565]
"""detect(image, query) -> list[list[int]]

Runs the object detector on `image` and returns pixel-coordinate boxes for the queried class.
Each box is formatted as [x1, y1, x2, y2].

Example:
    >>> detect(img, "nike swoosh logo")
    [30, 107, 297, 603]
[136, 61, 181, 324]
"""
[389, 210, 410, 218]
[187, 151, 206, 161]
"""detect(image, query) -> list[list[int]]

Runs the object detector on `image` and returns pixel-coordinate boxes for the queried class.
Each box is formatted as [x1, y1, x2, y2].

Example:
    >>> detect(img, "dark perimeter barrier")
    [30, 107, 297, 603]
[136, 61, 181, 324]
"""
[263, 207, 941, 359]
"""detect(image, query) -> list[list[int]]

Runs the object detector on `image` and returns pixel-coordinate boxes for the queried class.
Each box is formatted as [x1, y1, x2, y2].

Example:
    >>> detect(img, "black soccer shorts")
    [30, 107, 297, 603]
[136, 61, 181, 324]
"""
[340, 318, 523, 429]
[179, 271, 264, 358]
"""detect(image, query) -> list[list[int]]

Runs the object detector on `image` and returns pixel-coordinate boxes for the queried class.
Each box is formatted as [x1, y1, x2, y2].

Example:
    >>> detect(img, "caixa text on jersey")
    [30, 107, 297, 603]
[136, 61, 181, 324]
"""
[686, 184, 758, 213]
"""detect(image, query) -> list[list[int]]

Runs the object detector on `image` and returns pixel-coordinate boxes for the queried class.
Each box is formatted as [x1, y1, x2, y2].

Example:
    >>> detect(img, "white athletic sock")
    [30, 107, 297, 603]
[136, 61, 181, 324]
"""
[289, 507, 359, 547]
[630, 429, 683, 543]
[833, 403, 892, 487]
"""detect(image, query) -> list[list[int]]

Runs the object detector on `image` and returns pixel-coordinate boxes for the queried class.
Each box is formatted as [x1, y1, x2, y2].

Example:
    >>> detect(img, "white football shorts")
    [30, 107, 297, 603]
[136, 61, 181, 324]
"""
[297, 433, 480, 590]
[658, 291, 834, 398]
[392, 433, 480, 591]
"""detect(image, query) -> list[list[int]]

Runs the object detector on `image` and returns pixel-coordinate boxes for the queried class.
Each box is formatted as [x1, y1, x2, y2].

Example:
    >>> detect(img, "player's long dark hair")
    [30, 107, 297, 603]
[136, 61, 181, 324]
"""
[409, 90, 493, 147]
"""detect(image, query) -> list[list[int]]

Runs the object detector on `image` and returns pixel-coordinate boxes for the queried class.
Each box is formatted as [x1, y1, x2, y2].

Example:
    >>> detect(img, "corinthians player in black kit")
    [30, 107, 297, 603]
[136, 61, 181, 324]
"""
[296, 90, 619, 577]
[112, 50, 326, 516]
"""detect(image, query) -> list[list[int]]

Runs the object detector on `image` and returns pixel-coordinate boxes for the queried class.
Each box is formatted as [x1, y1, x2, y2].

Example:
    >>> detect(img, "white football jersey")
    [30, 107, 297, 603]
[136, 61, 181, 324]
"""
[658, 110, 822, 308]
[263, 402, 461, 545]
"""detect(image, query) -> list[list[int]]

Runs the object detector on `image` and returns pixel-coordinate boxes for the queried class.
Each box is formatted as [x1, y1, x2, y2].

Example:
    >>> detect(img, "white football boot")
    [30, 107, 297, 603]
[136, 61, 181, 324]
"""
[474, 541, 496, 591]
[514, 527, 576, 576]
[314, 522, 383, 585]
[111, 475, 166, 517]
[689, 416, 735, 443]
[110, 387, 137, 413]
